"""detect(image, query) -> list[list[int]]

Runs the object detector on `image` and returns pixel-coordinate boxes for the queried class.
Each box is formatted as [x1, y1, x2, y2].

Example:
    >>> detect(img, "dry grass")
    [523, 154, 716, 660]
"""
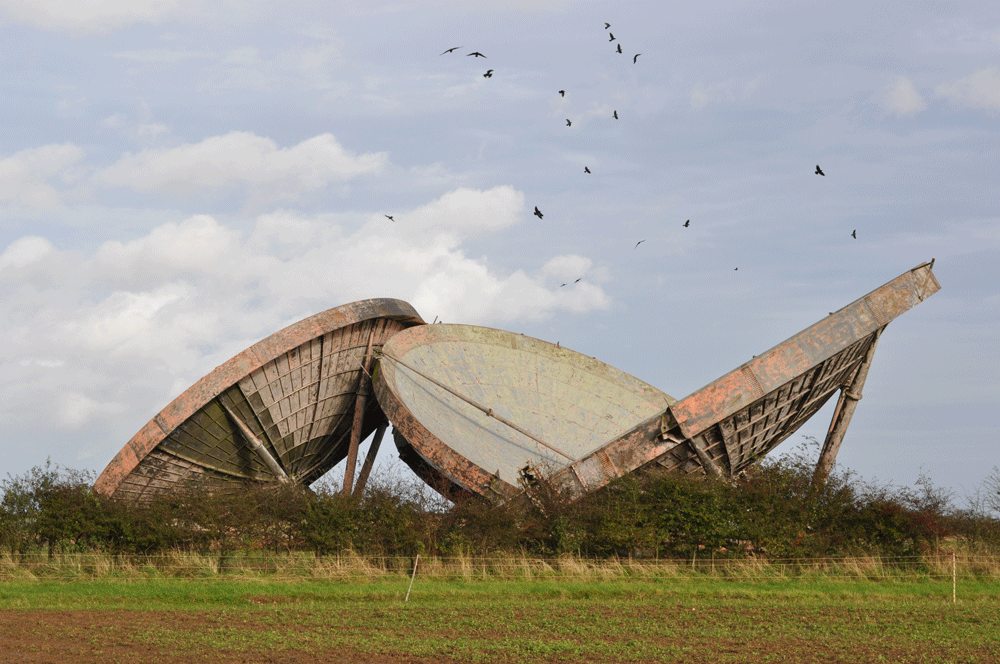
[3, 549, 999, 584]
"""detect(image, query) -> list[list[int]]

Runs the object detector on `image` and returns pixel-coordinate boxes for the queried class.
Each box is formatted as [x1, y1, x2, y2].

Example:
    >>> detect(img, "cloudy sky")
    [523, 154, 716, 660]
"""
[1, 0, 997, 499]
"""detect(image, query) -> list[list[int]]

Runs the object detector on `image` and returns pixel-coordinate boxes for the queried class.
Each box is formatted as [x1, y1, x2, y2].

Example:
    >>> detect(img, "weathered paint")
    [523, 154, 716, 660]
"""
[372, 324, 676, 499]
[547, 261, 941, 497]
[94, 298, 424, 501]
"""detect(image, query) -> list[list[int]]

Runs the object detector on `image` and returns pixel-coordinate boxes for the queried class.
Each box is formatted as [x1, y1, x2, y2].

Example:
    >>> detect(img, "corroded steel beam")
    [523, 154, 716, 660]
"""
[549, 261, 940, 497]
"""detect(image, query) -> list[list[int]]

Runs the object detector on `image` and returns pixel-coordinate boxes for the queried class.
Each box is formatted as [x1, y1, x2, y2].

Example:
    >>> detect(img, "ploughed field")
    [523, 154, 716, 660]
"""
[1, 576, 998, 663]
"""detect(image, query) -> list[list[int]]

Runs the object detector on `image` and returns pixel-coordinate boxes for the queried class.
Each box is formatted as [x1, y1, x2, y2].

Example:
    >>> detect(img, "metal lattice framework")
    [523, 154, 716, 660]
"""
[94, 299, 424, 502]
[372, 262, 939, 500]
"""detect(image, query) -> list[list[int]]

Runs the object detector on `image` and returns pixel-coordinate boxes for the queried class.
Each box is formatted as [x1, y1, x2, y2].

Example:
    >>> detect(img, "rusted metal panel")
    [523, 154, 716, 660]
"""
[550, 261, 940, 496]
[94, 299, 424, 502]
[669, 262, 938, 439]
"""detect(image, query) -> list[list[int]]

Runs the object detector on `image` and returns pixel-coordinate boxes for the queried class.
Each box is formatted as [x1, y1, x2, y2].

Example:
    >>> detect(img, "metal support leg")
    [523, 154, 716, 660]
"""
[343, 324, 377, 494]
[813, 329, 882, 486]
[689, 434, 724, 477]
[352, 422, 387, 498]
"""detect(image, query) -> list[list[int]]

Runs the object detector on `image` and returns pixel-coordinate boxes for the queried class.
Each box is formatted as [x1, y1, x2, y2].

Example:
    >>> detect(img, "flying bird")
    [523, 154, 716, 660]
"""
[613, 110, 618, 119]
[633, 53, 641, 64]
[483, 69, 493, 78]
[584, 166, 591, 173]
[440, 46, 462, 55]
[534, 206, 543, 219]
[560, 283, 567, 287]
[605, 22, 611, 29]
[385, 215, 394, 222]
[815, 164, 825, 176]
[635, 239, 646, 249]
[852, 229, 857, 239]
[609, 32, 615, 42]
[683, 219, 690, 227]
[559, 90, 565, 97]
[734, 267, 738, 271]
[467, 51, 486, 58]
[566, 118, 572, 126]
[616, 44, 623, 54]
[574, 278, 581, 283]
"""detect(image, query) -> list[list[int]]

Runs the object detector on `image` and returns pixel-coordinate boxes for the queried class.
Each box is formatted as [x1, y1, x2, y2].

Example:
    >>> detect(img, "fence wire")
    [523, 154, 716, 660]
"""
[1, 551, 996, 583]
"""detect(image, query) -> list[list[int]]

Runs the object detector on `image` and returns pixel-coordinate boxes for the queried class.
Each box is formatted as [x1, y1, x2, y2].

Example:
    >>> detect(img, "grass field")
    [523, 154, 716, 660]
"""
[2, 554, 999, 663]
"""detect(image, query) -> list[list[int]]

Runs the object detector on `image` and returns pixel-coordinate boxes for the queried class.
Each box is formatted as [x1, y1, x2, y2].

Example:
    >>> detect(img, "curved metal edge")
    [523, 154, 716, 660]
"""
[371, 323, 674, 501]
[372, 359, 521, 501]
[94, 298, 424, 498]
[379, 323, 676, 406]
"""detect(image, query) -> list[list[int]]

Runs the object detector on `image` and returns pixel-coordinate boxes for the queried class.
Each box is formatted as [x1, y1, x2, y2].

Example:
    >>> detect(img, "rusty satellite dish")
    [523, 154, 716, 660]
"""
[376, 262, 940, 501]
[95, 298, 424, 502]
[373, 324, 677, 500]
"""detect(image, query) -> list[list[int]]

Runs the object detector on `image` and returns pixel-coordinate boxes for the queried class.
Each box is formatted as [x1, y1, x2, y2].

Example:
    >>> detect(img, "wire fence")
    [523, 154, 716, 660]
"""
[2, 550, 996, 584]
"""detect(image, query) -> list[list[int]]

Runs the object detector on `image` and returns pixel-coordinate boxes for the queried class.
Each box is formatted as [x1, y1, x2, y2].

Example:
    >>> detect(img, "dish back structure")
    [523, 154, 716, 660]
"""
[94, 298, 424, 502]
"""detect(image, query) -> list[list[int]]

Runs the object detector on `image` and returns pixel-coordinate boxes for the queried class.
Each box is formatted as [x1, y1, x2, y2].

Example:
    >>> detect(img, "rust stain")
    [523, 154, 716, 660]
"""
[94, 299, 424, 499]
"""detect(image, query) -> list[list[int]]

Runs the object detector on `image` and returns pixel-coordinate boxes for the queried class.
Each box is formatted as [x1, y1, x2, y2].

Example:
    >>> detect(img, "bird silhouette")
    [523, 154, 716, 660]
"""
[609, 32, 615, 42]
[635, 239, 646, 249]
[385, 215, 394, 222]
[483, 69, 493, 78]
[605, 22, 611, 29]
[683, 219, 690, 227]
[534, 206, 543, 219]
[559, 90, 565, 97]
[467, 51, 486, 58]
[574, 278, 581, 283]
[734, 267, 738, 271]
[616, 44, 623, 54]
[566, 119, 572, 127]
[815, 165, 825, 176]
[613, 110, 618, 119]
[440, 46, 462, 55]
[560, 283, 567, 287]
[633, 53, 641, 64]
[852, 229, 857, 239]
[584, 166, 591, 173]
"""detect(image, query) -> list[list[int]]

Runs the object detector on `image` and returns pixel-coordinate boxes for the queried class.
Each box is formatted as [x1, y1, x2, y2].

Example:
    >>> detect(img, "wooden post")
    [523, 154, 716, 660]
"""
[352, 422, 387, 498]
[813, 329, 882, 486]
[343, 324, 377, 494]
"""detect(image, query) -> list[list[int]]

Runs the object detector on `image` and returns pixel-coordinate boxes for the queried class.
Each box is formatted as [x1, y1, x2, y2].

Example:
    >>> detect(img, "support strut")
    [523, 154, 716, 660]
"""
[343, 324, 377, 494]
[813, 328, 882, 486]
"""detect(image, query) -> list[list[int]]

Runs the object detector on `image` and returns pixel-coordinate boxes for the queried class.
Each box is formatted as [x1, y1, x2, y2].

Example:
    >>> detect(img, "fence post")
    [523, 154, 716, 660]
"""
[405, 554, 420, 602]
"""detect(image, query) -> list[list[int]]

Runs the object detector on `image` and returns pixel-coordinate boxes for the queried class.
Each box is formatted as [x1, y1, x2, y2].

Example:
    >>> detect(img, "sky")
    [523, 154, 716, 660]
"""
[1, 0, 997, 502]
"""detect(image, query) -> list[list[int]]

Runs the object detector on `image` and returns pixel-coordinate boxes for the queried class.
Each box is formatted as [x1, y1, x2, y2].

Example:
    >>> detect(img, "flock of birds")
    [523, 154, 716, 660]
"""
[385, 23, 855, 278]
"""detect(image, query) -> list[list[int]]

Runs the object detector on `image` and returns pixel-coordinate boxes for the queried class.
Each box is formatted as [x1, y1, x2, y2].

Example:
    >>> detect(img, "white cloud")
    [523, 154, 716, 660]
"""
[57, 392, 125, 428]
[881, 76, 926, 117]
[0, 143, 83, 211]
[0, 236, 54, 270]
[935, 67, 1000, 112]
[94, 132, 387, 204]
[542, 255, 593, 281]
[0, 0, 182, 33]
[91, 215, 244, 288]
[0, 186, 612, 436]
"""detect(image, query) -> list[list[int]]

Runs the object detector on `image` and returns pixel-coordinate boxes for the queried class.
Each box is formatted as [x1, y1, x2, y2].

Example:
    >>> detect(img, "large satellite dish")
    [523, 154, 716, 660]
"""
[95, 298, 424, 502]
[375, 262, 940, 501]
[373, 324, 676, 499]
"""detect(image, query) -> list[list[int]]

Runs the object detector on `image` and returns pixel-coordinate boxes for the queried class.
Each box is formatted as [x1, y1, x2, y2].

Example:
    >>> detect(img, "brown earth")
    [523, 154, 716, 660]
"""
[1, 607, 996, 664]
[0, 611, 455, 664]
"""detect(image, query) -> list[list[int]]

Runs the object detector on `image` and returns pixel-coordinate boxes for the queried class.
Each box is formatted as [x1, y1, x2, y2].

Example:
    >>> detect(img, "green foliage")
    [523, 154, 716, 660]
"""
[6, 443, 1000, 561]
